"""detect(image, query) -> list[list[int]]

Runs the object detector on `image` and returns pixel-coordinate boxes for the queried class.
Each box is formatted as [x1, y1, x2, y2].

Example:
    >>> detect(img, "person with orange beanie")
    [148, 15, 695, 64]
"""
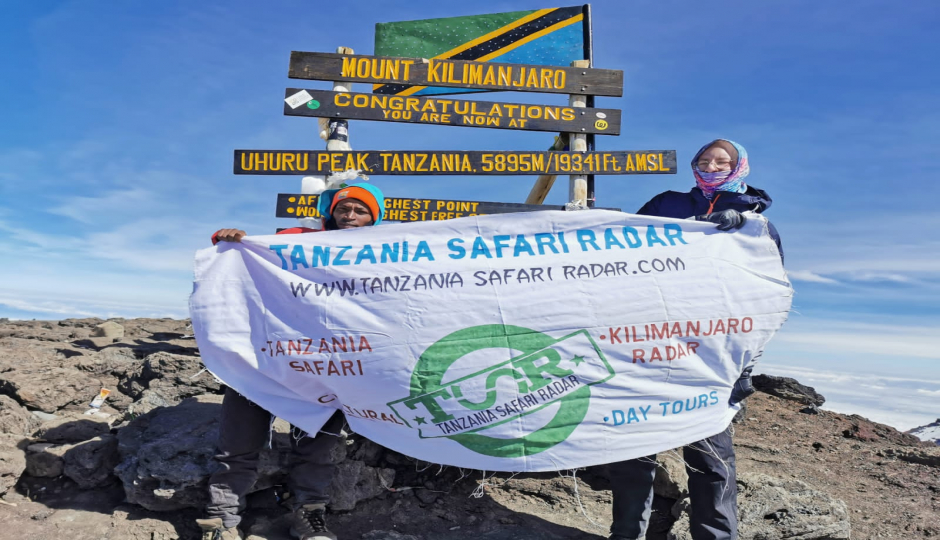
[198, 183, 385, 540]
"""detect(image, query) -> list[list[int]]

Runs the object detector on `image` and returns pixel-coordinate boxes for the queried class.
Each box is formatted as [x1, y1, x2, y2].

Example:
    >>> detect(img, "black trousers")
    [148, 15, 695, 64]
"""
[608, 426, 738, 540]
[206, 387, 344, 528]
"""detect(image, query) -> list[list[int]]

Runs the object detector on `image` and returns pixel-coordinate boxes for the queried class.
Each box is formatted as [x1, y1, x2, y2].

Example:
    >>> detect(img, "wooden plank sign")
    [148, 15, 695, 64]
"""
[235, 150, 677, 176]
[283, 88, 621, 135]
[276, 194, 621, 222]
[288, 52, 624, 97]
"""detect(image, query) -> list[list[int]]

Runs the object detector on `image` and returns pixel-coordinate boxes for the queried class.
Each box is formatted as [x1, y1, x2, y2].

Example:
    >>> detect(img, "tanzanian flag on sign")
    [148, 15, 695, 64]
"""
[373, 5, 589, 96]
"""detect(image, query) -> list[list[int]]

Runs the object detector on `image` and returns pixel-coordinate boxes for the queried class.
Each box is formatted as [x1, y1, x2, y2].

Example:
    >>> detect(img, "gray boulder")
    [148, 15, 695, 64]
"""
[37, 412, 112, 443]
[0, 433, 26, 495]
[25, 442, 71, 477]
[654, 452, 689, 500]
[752, 375, 826, 406]
[92, 321, 125, 339]
[115, 394, 389, 513]
[115, 394, 290, 511]
[0, 394, 40, 436]
[74, 346, 139, 378]
[63, 434, 120, 488]
[329, 459, 395, 511]
[0, 336, 69, 370]
[667, 473, 850, 540]
[0, 364, 103, 413]
[125, 388, 179, 417]
[119, 351, 219, 401]
[85, 321, 126, 348]
[115, 394, 231, 511]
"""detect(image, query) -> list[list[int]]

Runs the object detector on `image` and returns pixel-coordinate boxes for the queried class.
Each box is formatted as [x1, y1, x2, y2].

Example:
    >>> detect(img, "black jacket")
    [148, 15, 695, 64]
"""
[637, 186, 783, 261]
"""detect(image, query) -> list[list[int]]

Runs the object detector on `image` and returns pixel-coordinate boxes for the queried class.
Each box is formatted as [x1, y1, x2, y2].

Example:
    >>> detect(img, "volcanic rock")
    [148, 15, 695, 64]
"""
[654, 452, 688, 500]
[752, 374, 826, 406]
[118, 351, 219, 402]
[0, 394, 40, 436]
[668, 473, 851, 539]
[92, 321, 125, 340]
[329, 459, 396, 511]
[63, 434, 120, 488]
[37, 412, 113, 444]
[114, 393, 236, 511]
[0, 433, 26, 495]
[0, 365, 103, 413]
[881, 447, 940, 469]
[25, 442, 71, 477]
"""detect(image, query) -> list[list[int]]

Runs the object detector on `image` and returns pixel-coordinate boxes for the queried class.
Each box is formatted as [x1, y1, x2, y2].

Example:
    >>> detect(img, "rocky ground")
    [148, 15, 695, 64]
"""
[0, 317, 937, 539]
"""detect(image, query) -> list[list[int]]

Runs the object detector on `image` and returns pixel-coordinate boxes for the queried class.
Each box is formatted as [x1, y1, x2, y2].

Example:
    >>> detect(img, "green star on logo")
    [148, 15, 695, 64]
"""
[570, 355, 586, 366]
[414, 416, 427, 425]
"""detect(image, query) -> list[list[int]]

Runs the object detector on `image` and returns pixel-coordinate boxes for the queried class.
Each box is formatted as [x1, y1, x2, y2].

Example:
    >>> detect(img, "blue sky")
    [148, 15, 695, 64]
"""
[2, 1, 938, 430]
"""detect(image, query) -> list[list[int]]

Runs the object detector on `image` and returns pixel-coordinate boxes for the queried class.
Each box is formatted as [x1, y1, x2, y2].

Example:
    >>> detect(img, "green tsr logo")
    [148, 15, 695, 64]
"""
[388, 325, 614, 458]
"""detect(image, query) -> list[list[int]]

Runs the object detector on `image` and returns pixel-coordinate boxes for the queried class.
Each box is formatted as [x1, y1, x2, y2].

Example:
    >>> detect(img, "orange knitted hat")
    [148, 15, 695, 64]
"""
[329, 186, 380, 222]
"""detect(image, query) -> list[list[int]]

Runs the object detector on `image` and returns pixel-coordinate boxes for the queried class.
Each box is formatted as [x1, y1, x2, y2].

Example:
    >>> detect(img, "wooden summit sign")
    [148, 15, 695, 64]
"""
[283, 88, 621, 135]
[288, 52, 624, 97]
[276, 194, 621, 222]
[235, 150, 677, 176]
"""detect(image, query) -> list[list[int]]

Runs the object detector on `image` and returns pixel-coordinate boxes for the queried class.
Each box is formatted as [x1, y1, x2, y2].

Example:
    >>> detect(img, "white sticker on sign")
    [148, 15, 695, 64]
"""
[285, 90, 314, 109]
[595, 112, 607, 119]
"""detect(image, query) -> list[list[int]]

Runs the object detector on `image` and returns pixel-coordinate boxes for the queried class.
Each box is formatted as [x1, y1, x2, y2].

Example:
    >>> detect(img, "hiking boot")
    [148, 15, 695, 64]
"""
[289, 503, 337, 540]
[195, 517, 242, 540]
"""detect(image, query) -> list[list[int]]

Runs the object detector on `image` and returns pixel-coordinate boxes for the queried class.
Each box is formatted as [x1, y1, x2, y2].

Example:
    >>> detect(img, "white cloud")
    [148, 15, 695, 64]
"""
[766, 364, 940, 387]
[756, 363, 940, 431]
[788, 270, 838, 284]
[48, 187, 153, 224]
[774, 319, 940, 360]
[0, 289, 189, 320]
[776, 331, 939, 360]
[841, 272, 915, 284]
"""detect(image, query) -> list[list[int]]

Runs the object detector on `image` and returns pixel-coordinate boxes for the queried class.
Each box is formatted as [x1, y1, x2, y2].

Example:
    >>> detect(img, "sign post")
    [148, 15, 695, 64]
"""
[235, 7, 678, 226]
[524, 136, 567, 205]
[567, 59, 591, 208]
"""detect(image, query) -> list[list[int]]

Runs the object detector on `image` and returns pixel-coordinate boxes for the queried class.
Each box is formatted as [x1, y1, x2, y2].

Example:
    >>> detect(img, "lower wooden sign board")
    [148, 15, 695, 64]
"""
[276, 194, 621, 222]
[236, 150, 677, 176]
[283, 88, 621, 135]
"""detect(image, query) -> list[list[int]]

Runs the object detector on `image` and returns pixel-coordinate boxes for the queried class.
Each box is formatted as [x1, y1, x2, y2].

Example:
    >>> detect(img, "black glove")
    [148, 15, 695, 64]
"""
[729, 367, 756, 405]
[695, 209, 746, 231]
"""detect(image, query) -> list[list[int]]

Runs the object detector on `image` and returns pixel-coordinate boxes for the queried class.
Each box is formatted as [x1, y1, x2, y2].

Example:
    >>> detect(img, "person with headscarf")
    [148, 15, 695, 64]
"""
[606, 140, 782, 540]
[197, 183, 385, 540]
[636, 138, 782, 255]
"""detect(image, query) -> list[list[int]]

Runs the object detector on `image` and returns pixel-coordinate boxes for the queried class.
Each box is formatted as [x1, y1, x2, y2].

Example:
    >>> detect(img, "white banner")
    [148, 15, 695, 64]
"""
[190, 210, 791, 472]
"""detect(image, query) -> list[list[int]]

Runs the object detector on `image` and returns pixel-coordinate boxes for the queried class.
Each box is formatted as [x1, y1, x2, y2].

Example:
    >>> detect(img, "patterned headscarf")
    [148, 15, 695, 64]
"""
[691, 139, 750, 199]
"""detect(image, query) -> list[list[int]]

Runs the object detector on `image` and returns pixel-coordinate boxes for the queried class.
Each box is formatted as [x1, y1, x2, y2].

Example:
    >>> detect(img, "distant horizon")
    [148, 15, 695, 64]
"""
[1, 311, 936, 434]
